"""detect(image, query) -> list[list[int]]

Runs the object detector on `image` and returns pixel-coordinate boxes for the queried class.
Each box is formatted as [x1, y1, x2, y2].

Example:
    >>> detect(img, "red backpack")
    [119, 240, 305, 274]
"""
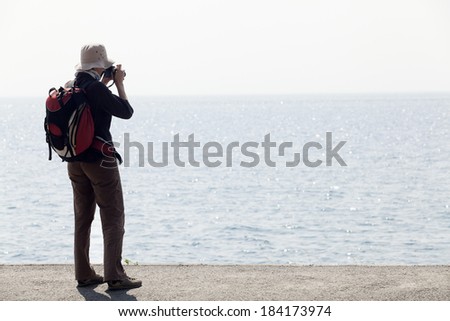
[44, 84, 95, 161]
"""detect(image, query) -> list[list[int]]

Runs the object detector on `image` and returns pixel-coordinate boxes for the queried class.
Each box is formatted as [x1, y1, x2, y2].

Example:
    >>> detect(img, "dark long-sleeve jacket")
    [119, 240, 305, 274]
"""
[74, 72, 134, 162]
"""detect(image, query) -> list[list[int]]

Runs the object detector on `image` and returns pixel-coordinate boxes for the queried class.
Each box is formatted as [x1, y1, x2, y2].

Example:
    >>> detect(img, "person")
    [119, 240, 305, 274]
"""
[67, 43, 141, 290]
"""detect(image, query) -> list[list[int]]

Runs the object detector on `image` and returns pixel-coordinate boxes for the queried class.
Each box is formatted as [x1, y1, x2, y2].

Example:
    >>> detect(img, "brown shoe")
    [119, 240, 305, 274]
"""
[107, 277, 142, 291]
[77, 274, 104, 287]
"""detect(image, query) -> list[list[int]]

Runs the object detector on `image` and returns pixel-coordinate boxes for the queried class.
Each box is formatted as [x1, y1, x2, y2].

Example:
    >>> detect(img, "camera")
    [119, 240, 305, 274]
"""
[103, 65, 126, 79]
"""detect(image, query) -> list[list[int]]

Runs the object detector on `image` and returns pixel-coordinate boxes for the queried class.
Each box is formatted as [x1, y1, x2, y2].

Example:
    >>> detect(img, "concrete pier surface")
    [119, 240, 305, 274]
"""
[0, 265, 448, 301]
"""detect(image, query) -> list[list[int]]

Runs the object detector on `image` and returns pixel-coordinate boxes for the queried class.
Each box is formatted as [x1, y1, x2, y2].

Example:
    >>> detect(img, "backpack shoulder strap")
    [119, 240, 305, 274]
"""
[73, 76, 97, 92]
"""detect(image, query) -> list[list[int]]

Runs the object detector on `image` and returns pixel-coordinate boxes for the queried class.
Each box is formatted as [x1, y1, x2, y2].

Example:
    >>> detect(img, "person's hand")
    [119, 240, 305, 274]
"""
[113, 64, 128, 100]
[114, 64, 126, 86]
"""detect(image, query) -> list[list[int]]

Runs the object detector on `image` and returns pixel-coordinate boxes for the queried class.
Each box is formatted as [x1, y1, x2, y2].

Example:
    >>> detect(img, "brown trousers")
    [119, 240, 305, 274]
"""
[67, 159, 127, 281]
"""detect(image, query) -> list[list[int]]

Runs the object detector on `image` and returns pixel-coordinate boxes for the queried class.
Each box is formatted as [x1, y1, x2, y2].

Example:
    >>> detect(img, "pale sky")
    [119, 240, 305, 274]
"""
[0, 0, 449, 97]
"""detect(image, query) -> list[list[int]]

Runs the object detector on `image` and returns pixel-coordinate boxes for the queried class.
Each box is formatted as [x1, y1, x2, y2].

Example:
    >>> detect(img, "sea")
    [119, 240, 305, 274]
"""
[1, 93, 449, 265]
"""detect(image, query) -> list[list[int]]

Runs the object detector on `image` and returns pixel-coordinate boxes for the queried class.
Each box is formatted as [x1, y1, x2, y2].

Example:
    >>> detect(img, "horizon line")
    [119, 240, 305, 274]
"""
[1, 91, 450, 100]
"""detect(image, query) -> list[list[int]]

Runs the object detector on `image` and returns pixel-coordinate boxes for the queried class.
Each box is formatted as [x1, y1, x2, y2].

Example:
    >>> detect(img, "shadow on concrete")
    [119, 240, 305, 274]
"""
[77, 286, 137, 301]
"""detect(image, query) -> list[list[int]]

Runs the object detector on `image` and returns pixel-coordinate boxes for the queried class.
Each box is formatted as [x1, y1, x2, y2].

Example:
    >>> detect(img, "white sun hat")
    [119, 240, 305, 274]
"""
[75, 43, 115, 71]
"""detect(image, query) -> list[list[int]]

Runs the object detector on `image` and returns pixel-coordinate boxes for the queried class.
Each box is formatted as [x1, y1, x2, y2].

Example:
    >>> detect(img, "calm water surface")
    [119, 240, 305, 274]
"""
[1, 94, 449, 264]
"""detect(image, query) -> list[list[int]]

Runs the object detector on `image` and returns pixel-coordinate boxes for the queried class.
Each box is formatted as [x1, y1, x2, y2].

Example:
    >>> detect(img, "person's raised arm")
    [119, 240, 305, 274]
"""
[113, 64, 128, 101]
